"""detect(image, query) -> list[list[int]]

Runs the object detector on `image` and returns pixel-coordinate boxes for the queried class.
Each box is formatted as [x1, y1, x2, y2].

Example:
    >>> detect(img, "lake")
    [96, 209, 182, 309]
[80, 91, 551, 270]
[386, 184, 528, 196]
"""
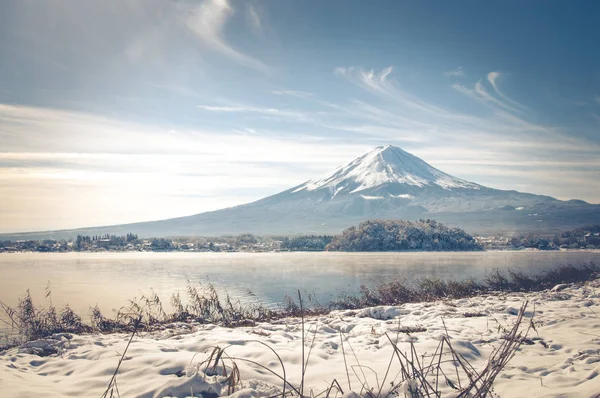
[1, 251, 599, 322]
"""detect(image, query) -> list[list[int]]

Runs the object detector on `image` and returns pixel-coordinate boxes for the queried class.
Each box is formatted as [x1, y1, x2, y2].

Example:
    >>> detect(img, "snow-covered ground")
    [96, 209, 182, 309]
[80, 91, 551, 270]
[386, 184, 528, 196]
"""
[2, 280, 600, 398]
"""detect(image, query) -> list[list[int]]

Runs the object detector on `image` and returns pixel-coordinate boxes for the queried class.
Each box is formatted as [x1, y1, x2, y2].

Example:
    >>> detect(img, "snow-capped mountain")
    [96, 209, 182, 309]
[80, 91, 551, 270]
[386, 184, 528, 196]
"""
[269, 144, 551, 215]
[293, 145, 480, 196]
[3, 145, 600, 240]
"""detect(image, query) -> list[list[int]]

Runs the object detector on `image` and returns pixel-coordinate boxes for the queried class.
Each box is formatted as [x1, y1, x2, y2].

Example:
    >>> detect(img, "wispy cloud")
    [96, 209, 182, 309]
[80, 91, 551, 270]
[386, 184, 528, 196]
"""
[443, 66, 465, 77]
[186, 0, 267, 72]
[334, 66, 451, 116]
[452, 80, 523, 114]
[330, 66, 597, 154]
[0, 104, 354, 159]
[486, 71, 529, 112]
[197, 105, 249, 112]
[271, 90, 314, 98]
[487, 71, 502, 90]
[196, 104, 311, 121]
[246, 4, 262, 34]
[332, 66, 533, 137]
[451, 75, 566, 146]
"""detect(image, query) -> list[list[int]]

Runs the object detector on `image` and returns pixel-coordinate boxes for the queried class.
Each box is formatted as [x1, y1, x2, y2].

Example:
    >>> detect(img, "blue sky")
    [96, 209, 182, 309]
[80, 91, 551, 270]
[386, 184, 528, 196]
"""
[1, 0, 600, 232]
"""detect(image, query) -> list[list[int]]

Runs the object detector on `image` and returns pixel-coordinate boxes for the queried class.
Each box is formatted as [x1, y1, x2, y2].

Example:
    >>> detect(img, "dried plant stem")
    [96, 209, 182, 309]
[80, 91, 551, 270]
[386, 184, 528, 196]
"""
[101, 315, 141, 398]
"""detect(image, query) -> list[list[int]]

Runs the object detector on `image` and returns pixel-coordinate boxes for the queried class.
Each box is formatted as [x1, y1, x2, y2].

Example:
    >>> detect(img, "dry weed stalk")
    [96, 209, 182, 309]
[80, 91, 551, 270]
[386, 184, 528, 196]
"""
[377, 301, 531, 398]
[101, 315, 142, 398]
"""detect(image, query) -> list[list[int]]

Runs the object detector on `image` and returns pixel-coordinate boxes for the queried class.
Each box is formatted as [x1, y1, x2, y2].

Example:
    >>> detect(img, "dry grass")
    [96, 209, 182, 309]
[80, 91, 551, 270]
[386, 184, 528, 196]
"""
[0, 289, 92, 346]
[1, 263, 596, 351]
[0, 283, 326, 350]
[331, 263, 598, 309]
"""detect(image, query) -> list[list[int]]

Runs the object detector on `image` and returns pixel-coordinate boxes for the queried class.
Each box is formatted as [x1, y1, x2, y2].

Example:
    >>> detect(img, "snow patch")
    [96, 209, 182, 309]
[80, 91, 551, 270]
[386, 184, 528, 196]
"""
[360, 195, 384, 200]
[390, 193, 415, 199]
[330, 185, 346, 199]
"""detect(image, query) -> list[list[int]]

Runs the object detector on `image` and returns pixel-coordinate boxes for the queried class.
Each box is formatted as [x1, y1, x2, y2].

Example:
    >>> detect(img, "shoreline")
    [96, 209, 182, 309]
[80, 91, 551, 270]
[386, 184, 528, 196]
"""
[2, 263, 599, 347]
[1, 247, 600, 255]
[2, 278, 600, 397]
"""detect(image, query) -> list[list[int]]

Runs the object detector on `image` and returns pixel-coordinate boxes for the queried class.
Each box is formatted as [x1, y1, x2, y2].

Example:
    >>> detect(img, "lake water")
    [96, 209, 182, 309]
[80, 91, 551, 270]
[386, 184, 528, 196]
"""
[1, 251, 599, 323]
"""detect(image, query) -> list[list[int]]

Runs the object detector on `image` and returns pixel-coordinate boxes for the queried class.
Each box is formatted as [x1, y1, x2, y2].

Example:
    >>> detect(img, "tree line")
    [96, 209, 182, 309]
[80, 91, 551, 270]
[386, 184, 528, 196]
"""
[279, 235, 334, 251]
[509, 225, 600, 250]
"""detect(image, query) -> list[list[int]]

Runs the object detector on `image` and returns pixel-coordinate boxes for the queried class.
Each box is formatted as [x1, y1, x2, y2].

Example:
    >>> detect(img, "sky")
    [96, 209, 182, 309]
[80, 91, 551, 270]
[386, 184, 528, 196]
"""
[1, 0, 600, 233]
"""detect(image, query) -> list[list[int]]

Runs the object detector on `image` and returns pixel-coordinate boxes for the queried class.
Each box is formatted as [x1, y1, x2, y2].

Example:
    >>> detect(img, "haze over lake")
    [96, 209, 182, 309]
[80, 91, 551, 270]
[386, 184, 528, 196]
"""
[1, 251, 599, 319]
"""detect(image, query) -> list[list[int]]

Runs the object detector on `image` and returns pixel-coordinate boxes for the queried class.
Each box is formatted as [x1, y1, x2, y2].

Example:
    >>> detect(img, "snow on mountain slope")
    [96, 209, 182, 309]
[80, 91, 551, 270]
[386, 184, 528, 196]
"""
[293, 145, 480, 196]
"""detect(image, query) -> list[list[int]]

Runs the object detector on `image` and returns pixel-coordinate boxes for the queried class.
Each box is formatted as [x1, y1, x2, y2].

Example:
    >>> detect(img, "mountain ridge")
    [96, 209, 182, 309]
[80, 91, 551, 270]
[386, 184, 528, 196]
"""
[2, 145, 599, 240]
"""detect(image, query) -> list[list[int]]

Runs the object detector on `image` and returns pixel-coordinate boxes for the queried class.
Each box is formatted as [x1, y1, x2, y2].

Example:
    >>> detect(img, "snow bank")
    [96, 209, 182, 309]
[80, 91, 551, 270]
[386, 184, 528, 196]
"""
[2, 280, 600, 397]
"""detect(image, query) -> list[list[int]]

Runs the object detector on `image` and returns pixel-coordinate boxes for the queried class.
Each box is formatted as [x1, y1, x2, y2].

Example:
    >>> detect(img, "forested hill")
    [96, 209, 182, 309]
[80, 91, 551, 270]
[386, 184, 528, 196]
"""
[326, 219, 483, 252]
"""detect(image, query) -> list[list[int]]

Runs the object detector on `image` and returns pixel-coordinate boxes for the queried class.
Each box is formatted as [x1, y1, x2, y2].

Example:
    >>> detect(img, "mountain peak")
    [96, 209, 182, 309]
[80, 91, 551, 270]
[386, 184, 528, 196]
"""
[368, 144, 417, 164]
[293, 145, 480, 195]
[373, 143, 398, 152]
[369, 144, 407, 154]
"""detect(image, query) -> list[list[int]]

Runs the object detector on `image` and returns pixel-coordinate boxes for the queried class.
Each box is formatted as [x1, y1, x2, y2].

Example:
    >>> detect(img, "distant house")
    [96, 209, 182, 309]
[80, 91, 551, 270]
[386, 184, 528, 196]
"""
[96, 238, 112, 249]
